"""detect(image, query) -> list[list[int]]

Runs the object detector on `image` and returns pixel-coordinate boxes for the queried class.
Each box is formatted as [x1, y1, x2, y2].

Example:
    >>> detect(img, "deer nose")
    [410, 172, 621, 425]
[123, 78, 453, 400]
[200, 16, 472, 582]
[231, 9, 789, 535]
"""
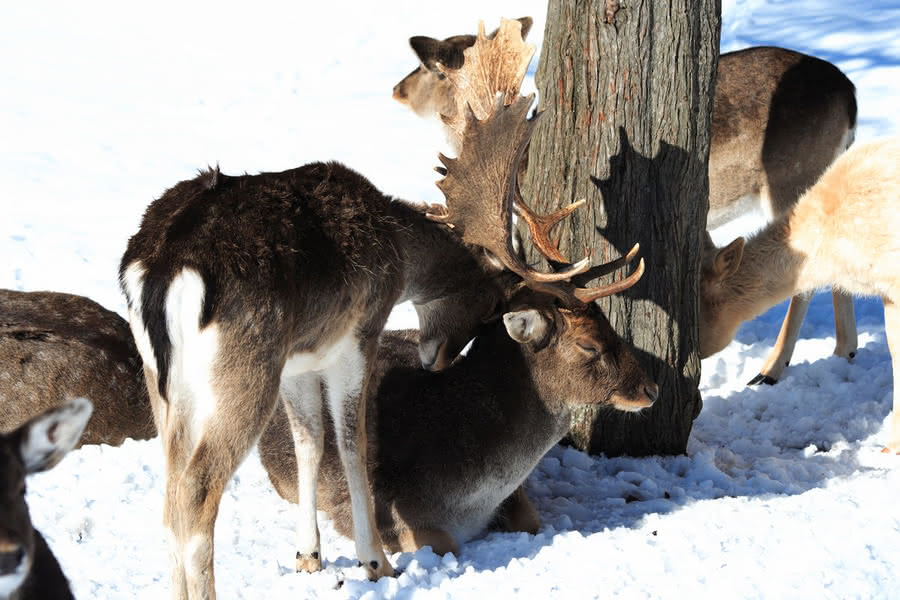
[644, 383, 660, 405]
[392, 83, 407, 101]
[0, 544, 25, 575]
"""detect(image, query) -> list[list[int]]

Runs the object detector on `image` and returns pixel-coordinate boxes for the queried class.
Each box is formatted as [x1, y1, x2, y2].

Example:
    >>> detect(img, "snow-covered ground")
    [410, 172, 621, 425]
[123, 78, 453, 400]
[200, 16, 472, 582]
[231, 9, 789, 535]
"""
[2, 0, 900, 598]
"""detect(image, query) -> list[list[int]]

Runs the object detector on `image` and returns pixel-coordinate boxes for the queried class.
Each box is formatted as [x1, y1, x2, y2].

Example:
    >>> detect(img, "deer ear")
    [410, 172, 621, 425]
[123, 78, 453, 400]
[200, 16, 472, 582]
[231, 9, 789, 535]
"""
[503, 310, 549, 344]
[517, 17, 534, 39]
[712, 237, 745, 281]
[17, 397, 92, 474]
[409, 36, 459, 73]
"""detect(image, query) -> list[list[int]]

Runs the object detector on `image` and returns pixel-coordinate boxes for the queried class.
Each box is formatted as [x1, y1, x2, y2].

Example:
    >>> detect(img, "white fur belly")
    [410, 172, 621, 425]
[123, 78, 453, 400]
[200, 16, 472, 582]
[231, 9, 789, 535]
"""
[281, 329, 360, 378]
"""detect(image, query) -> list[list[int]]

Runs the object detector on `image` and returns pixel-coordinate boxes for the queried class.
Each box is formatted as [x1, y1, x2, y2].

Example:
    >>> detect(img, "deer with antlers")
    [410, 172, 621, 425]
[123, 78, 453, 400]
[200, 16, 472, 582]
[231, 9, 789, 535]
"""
[394, 19, 858, 387]
[259, 93, 655, 555]
[119, 160, 511, 594]
[700, 136, 900, 452]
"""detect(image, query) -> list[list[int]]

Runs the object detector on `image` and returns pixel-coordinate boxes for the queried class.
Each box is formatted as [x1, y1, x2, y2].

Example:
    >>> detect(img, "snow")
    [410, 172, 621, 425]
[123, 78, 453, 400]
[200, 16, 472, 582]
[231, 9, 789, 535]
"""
[3, 0, 900, 598]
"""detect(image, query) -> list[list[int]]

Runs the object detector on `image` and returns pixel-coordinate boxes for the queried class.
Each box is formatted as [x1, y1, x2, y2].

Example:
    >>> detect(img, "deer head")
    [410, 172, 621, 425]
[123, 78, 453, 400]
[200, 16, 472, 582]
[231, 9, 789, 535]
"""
[393, 17, 534, 151]
[0, 397, 92, 597]
[430, 93, 653, 408]
[698, 233, 746, 358]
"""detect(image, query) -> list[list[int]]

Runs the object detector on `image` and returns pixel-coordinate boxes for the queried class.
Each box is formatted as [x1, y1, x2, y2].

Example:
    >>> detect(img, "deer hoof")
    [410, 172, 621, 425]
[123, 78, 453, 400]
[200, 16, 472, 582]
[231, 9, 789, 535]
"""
[360, 558, 395, 580]
[296, 551, 322, 573]
[747, 373, 778, 386]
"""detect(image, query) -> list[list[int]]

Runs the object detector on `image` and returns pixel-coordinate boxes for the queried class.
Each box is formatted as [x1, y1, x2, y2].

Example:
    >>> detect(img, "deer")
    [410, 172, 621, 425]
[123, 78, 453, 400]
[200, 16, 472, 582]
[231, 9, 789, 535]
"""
[258, 93, 656, 556]
[0, 396, 92, 600]
[699, 136, 900, 452]
[117, 152, 531, 593]
[393, 19, 858, 386]
[1, 289, 154, 447]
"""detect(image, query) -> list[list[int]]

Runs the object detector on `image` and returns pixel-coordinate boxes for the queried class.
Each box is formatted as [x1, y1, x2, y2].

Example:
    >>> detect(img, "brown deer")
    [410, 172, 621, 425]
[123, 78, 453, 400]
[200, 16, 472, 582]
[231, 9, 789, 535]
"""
[700, 136, 900, 452]
[0, 396, 92, 600]
[259, 93, 655, 556]
[394, 22, 858, 386]
[0, 289, 154, 447]
[118, 161, 513, 594]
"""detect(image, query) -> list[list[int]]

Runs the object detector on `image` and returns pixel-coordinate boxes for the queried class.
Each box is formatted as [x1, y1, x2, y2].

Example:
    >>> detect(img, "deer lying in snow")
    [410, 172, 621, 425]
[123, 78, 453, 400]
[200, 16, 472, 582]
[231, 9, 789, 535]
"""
[0, 397, 92, 600]
[259, 94, 655, 556]
[119, 158, 511, 592]
[700, 136, 900, 452]
[0, 289, 154, 447]
[394, 19, 858, 386]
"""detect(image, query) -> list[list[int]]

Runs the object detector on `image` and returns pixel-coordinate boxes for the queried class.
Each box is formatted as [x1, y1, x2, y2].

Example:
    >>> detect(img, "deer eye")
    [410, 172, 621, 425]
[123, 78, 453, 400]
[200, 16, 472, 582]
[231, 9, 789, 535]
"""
[576, 341, 600, 356]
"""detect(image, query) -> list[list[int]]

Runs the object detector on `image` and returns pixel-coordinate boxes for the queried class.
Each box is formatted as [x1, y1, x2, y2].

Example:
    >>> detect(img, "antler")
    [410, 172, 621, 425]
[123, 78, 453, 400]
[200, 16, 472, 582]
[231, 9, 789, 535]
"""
[430, 94, 644, 306]
[438, 18, 535, 148]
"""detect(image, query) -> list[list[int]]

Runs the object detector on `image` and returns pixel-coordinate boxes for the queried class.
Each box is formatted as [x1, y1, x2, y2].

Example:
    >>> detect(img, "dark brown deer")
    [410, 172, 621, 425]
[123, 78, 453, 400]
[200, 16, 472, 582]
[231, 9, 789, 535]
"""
[0, 397, 92, 600]
[394, 23, 858, 386]
[0, 289, 154, 446]
[119, 160, 510, 594]
[259, 93, 655, 555]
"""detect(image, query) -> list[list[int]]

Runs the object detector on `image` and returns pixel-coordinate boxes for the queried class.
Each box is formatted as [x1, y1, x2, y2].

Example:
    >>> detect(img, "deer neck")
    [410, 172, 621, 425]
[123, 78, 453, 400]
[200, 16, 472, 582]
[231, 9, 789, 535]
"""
[726, 216, 808, 323]
[387, 200, 484, 304]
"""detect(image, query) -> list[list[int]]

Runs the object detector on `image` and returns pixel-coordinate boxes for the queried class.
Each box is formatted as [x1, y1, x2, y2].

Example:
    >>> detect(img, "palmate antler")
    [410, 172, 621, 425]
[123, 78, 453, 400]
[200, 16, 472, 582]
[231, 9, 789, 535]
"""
[437, 18, 535, 148]
[428, 94, 644, 307]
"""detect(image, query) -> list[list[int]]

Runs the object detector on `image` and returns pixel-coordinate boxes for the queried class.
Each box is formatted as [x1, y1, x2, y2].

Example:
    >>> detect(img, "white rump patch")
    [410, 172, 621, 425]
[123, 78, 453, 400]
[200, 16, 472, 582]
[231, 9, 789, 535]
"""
[122, 262, 158, 375]
[165, 268, 220, 440]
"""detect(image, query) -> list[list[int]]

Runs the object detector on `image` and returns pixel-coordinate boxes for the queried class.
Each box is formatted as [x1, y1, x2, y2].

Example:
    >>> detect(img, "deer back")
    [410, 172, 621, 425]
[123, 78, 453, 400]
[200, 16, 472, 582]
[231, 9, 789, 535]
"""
[709, 46, 857, 227]
[0, 290, 153, 446]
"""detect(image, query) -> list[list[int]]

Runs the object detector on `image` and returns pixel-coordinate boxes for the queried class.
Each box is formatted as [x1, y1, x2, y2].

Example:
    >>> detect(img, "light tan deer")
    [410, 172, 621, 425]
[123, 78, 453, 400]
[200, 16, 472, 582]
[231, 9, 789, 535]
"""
[0, 289, 154, 446]
[700, 136, 900, 452]
[394, 22, 858, 386]
[119, 162, 514, 595]
[258, 94, 655, 556]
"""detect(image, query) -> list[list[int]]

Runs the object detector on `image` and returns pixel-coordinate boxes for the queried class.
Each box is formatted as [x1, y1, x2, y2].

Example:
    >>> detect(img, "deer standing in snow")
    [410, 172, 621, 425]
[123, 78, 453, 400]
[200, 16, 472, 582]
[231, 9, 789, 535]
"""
[119, 157, 514, 594]
[393, 19, 858, 386]
[0, 289, 154, 447]
[0, 397, 92, 600]
[258, 94, 656, 554]
[700, 136, 900, 452]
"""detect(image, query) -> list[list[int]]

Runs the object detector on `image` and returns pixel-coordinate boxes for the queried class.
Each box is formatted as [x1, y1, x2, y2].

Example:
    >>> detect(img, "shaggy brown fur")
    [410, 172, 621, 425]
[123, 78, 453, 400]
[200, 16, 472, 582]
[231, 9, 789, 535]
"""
[0, 289, 153, 446]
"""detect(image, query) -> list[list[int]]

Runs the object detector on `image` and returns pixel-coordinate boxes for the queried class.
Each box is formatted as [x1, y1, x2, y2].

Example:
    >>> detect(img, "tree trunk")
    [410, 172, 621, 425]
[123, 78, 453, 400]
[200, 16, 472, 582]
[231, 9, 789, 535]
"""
[523, 0, 721, 456]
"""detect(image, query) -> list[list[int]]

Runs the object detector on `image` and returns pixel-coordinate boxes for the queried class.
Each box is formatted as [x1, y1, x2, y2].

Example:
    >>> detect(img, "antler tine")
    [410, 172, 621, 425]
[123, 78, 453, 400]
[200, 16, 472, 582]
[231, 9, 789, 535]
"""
[573, 243, 641, 285]
[514, 189, 587, 264]
[573, 256, 645, 303]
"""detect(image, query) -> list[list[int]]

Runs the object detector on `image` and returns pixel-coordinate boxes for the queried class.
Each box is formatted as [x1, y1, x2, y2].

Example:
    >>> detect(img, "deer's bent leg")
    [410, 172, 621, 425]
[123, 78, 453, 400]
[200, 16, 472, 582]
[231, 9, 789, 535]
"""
[832, 290, 858, 360]
[750, 291, 812, 385]
[492, 486, 540, 535]
[396, 527, 459, 556]
[280, 373, 325, 573]
[323, 336, 393, 580]
[882, 299, 900, 454]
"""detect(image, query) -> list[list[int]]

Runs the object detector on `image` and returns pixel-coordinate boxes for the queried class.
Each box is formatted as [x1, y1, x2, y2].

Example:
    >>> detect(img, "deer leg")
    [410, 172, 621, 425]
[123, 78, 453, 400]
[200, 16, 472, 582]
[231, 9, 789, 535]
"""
[882, 300, 900, 454]
[396, 528, 459, 555]
[750, 291, 812, 385]
[832, 290, 858, 360]
[492, 486, 540, 534]
[279, 374, 325, 573]
[171, 362, 281, 600]
[323, 338, 393, 580]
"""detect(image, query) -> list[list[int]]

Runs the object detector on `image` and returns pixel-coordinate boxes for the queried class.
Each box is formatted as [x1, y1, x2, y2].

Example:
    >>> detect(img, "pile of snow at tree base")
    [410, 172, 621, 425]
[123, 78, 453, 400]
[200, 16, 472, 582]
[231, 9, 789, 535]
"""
[2, 0, 899, 598]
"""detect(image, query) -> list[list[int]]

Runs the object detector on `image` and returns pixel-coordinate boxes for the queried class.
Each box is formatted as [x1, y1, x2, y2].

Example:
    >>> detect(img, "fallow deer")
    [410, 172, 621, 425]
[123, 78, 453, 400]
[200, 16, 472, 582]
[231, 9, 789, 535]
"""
[118, 161, 512, 594]
[393, 21, 858, 386]
[0, 289, 154, 446]
[700, 136, 900, 452]
[259, 93, 655, 556]
[0, 396, 92, 600]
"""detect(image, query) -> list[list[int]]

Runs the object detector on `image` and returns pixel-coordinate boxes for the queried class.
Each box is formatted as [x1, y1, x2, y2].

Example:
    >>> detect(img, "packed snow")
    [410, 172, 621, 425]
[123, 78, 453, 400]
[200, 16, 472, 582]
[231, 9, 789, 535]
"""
[2, 0, 899, 598]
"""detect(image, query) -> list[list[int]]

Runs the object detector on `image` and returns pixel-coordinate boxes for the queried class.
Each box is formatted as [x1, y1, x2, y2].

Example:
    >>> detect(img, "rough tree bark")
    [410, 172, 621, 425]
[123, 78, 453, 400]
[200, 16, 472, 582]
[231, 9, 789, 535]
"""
[523, 0, 721, 456]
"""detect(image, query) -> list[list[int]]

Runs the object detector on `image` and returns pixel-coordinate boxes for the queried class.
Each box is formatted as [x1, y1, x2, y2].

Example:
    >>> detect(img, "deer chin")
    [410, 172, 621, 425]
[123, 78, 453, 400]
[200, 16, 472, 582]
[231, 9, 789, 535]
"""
[418, 338, 452, 372]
